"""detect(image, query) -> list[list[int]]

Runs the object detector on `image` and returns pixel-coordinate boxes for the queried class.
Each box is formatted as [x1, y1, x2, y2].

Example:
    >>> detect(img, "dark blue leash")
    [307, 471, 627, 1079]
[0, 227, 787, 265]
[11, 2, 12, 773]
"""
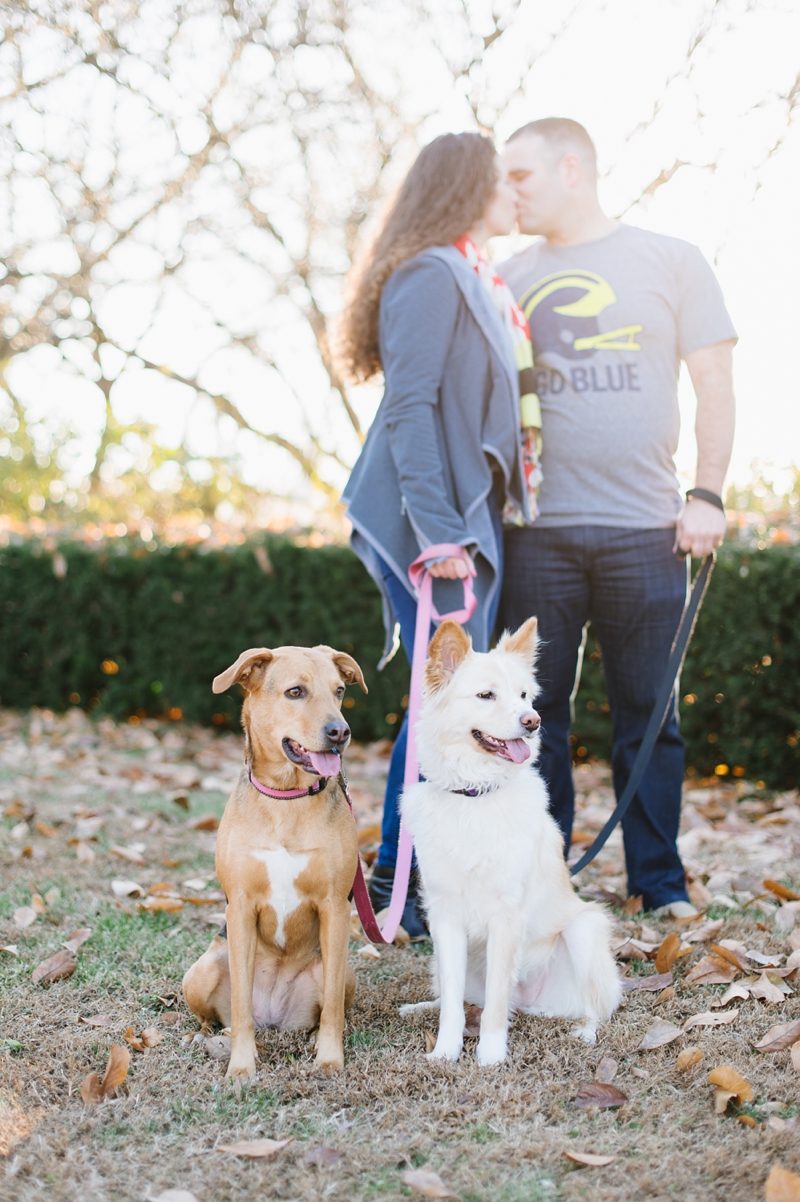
[570, 552, 715, 876]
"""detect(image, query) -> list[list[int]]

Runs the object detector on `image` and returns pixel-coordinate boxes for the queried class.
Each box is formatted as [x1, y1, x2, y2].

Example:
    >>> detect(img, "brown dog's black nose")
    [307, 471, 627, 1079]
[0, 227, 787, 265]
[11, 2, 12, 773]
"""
[520, 710, 541, 732]
[324, 720, 350, 747]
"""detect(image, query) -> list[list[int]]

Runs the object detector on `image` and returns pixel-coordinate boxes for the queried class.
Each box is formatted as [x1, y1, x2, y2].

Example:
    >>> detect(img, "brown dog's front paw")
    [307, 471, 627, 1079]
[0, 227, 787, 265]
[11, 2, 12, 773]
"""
[226, 1055, 257, 1081]
[314, 1054, 344, 1075]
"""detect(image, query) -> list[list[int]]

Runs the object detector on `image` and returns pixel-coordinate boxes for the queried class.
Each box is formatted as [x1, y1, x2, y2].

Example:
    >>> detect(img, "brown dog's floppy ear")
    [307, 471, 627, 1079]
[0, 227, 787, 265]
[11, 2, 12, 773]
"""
[212, 648, 274, 694]
[425, 620, 472, 693]
[498, 617, 539, 668]
[330, 651, 368, 694]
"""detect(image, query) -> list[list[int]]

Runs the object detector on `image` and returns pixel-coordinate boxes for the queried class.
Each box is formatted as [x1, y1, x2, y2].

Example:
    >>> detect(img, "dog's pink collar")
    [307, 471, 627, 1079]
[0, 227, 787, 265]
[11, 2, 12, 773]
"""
[247, 766, 329, 799]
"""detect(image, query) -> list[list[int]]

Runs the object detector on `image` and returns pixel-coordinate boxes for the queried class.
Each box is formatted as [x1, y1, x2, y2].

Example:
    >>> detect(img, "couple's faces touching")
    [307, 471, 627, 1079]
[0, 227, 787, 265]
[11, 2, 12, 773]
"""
[481, 136, 594, 241]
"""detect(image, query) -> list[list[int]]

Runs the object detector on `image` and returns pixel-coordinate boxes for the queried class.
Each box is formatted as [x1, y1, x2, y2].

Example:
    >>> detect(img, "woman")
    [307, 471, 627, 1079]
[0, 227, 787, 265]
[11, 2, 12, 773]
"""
[339, 132, 540, 937]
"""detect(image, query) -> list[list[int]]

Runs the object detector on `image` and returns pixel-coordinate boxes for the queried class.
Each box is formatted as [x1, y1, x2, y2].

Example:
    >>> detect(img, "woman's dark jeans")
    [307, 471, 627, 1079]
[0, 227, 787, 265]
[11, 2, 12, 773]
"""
[501, 524, 690, 911]
[375, 506, 503, 870]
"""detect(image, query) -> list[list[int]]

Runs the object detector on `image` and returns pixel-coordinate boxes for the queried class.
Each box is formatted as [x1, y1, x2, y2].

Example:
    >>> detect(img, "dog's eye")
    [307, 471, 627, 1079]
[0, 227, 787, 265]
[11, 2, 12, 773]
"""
[336, 686, 345, 698]
[285, 686, 306, 699]
[477, 691, 495, 701]
[521, 691, 527, 700]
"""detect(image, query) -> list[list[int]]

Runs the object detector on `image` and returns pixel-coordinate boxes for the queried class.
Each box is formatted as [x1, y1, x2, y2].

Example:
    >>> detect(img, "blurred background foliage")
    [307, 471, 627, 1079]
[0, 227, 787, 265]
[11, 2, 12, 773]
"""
[1, 538, 798, 788]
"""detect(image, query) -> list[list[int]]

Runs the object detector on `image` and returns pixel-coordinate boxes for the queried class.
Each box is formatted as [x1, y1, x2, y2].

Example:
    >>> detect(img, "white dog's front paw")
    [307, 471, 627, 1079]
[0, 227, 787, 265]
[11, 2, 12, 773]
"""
[573, 1021, 598, 1044]
[400, 1000, 440, 1018]
[426, 1037, 462, 1062]
[476, 1032, 507, 1066]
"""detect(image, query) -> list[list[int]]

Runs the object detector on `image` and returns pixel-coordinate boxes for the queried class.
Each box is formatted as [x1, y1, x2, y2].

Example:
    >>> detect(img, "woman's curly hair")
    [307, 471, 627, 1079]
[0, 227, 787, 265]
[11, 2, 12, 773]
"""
[338, 132, 498, 383]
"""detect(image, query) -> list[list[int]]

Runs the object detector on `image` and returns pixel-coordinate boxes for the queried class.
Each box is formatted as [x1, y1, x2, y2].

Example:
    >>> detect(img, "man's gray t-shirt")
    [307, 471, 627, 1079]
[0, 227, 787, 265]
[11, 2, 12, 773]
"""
[499, 224, 737, 528]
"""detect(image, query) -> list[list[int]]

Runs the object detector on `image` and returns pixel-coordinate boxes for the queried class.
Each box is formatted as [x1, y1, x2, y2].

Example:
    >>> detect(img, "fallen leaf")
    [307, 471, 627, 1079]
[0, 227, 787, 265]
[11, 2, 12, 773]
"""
[763, 880, 800, 902]
[81, 1045, 130, 1105]
[594, 1056, 618, 1083]
[204, 1035, 231, 1060]
[786, 951, 800, 971]
[142, 1027, 163, 1047]
[683, 1008, 740, 1031]
[753, 1019, 800, 1052]
[791, 931, 800, 952]
[44, 886, 60, 905]
[768, 1116, 800, 1133]
[304, 1146, 342, 1167]
[791, 1043, 800, 1073]
[622, 895, 643, 917]
[148, 882, 178, 896]
[708, 1065, 753, 1114]
[80, 1072, 102, 1106]
[655, 933, 680, 973]
[709, 943, 750, 973]
[124, 1027, 146, 1052]
[656, 986, 676, 1004]
[622, 972, 673, 993]
[676, 1047, 703, 1072]
[765, 1165, 800, 1202]
[187, 814, 219, 831]
[32, 949, 76, 985]
[111, 845, 146, 865]
[424, 1030, 437, 1054]
[30, 893, 47, 914]
[463, 1005, 482, 1037]
[162, 1012, 180, 1026]
[737, 1113, 758, 1127]
[111, 879, 145, 898]
[13, 906, 37, 929]
[36, 821, 57, 838]
[163, 857, 181, 868]
[684, 918, 724, 943]
[216, 1138, 293, 1158]
[75, 840, 95, 862]
[684, 954, 739, 985]
[78, 1014, 114, 1026]
[138, 897, 184, 913]
[636, 1019, 682, 1050]
[563, 1151, 617, 1167]
[688, 879, 714, 908]
[572, 1082, 628, 1109]
[357, 943, 380, 959]
[0, 945, 19, 956]
[401, 1169, 459, 1199]
[747, 950, 785, 967]
[144, 1189, 200, 1202]
[751, 973, 788, 1003]
[64, 927, 92, 955]
[711, 982, 751, 1008]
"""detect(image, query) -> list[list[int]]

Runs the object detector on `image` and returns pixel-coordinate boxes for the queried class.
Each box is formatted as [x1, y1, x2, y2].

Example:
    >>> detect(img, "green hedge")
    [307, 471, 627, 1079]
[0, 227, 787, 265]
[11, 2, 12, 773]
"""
[1, 540, 798, 788]
[0, 539, 410, 742]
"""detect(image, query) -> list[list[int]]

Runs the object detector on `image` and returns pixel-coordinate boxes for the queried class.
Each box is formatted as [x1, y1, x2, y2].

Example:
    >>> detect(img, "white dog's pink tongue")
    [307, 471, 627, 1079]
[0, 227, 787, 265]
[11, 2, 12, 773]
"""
[504, 739, 530, 763]
[307, 750, 341, 776]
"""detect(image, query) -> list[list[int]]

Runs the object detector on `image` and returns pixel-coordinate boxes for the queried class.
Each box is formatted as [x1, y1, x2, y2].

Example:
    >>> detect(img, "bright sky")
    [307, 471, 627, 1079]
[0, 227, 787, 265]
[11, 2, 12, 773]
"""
[5, 0, 800, 508]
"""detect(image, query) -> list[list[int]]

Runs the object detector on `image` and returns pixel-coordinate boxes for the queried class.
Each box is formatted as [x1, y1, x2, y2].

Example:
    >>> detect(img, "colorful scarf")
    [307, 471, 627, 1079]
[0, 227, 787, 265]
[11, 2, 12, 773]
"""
[453, 235, 542, 521]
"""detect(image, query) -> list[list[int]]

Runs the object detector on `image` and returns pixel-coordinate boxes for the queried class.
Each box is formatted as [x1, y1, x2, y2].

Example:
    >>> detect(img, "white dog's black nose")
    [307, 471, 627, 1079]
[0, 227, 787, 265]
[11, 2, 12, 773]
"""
[520, 710, 541, 732]
[324, 720, 350, 747]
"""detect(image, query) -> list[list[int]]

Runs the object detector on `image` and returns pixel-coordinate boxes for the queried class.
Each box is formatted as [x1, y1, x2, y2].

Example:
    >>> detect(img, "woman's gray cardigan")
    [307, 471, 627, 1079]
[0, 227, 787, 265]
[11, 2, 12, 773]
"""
[342, 244, 528, 663]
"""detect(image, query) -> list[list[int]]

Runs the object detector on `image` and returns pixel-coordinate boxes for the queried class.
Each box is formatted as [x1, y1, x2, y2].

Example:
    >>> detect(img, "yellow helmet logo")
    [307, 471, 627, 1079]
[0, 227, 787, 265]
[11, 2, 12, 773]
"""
[520, 270, 642, 354]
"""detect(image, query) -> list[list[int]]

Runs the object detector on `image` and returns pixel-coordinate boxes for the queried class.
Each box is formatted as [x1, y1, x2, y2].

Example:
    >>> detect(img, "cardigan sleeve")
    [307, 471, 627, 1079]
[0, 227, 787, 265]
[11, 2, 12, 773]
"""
[379, 256, 473, 549]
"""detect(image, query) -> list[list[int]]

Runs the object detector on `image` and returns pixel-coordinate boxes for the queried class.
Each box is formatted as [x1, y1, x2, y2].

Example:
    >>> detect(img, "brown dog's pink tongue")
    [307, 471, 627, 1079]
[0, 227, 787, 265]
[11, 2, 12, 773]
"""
[504, 739, 530, 763]
[307, 751, 342, 776]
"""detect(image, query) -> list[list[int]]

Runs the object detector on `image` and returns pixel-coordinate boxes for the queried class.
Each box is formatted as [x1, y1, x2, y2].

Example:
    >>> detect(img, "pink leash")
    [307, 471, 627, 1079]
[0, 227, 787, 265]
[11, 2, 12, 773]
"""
[347, 544, 476, 944]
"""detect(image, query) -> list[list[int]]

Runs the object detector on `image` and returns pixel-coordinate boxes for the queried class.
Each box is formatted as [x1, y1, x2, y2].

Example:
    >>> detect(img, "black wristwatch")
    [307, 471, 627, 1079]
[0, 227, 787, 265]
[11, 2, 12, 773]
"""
[686, 488, 725, 513]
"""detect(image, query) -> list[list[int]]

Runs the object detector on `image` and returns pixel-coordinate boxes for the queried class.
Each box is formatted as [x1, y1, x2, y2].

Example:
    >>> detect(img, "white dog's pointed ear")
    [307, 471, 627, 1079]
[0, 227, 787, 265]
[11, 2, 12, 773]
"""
[498, 617, 539, 667]
[425, 620, 472, 693]
[212, 648, 274, 694]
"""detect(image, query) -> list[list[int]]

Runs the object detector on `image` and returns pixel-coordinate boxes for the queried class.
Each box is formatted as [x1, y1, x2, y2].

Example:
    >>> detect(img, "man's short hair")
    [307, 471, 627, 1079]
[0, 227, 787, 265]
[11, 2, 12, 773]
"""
[507, 118, 597, 171]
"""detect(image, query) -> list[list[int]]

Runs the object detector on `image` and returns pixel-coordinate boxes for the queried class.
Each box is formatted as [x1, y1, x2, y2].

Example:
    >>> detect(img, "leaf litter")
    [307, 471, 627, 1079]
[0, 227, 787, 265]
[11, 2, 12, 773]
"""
[80, 1045, 130, 1106]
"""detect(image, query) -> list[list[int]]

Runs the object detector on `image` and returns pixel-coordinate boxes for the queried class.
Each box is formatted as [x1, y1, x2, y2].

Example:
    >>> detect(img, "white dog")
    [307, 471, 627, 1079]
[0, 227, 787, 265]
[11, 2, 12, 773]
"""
[400, 617, 622, 1066]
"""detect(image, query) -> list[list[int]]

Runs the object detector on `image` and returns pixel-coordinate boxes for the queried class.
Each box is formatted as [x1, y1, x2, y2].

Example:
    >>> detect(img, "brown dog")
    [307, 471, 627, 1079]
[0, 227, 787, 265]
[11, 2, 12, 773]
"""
[182, 643, 367, 1078]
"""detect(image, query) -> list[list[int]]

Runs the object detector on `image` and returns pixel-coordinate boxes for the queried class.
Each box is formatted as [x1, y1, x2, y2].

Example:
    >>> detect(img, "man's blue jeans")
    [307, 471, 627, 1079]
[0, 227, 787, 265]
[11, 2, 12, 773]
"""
[501, 524, 689, 911]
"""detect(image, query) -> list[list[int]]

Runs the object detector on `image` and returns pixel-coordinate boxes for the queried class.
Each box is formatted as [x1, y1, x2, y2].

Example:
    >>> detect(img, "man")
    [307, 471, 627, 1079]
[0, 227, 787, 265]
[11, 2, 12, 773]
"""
[499, 118, 736, 917]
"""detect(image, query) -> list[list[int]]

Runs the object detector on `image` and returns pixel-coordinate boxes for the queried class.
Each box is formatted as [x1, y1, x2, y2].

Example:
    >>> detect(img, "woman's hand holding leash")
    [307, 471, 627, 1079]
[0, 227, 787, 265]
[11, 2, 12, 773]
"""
[428, 550, 476, 579]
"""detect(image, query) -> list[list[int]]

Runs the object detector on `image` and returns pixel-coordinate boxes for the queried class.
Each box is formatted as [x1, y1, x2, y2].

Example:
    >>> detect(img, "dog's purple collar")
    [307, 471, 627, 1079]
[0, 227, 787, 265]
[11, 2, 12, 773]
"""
[450, 785, 498, 797]
[248, 766, 329, 799]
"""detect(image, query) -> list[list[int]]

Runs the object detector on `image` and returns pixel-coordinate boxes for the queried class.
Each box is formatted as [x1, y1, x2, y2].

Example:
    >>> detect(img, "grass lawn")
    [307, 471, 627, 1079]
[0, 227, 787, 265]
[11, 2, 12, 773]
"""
[1, 708, 799, 1202]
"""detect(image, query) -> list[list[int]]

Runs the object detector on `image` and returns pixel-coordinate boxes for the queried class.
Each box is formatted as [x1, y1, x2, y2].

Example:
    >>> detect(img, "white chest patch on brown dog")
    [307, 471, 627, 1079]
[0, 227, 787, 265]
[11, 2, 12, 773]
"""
[251, 848, 310, 947]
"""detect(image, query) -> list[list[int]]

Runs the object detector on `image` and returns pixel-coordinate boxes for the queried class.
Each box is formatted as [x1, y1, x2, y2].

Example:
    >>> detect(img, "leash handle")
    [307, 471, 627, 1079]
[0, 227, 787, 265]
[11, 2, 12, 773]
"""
[351, 544, 476, 944]
[570, 552, 715, 877]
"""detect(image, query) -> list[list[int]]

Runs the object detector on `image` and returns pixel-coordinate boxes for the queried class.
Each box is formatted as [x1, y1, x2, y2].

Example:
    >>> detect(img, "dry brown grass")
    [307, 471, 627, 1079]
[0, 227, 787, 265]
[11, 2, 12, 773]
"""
[1, 708, 799, 1202]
